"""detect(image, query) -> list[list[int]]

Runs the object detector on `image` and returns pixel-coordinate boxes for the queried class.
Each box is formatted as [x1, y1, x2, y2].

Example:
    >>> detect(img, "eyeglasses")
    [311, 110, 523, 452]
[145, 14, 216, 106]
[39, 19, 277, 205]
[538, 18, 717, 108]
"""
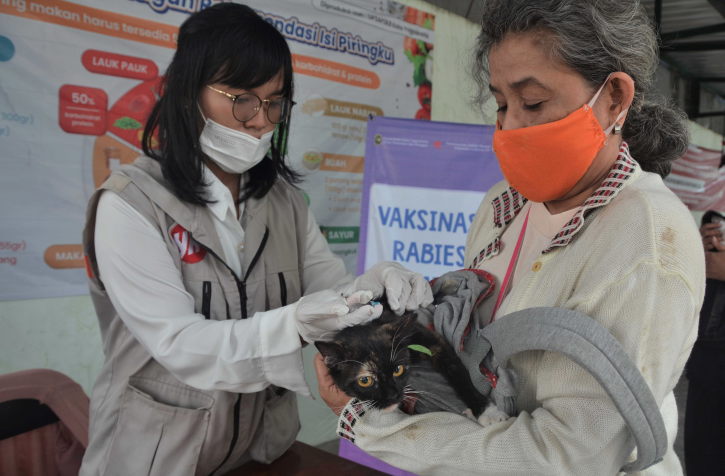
[206, 85, 296, 124]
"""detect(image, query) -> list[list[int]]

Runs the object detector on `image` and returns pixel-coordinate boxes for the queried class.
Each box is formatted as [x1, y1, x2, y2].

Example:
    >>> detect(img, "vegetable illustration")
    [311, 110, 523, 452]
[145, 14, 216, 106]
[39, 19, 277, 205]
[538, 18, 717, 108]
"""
[302, 149, 323, 171]
[418, 83, 432, 111]
[113, 116, 142, 130]
[415, 108, 430, 121]
[404, 35, 433, 120]
[403, 36, 420, 57]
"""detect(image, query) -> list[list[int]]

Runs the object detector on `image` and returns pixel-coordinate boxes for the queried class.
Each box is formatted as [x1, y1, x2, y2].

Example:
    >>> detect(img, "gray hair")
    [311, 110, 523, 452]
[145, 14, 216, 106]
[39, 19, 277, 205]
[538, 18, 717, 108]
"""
[472, 0, 689, 178]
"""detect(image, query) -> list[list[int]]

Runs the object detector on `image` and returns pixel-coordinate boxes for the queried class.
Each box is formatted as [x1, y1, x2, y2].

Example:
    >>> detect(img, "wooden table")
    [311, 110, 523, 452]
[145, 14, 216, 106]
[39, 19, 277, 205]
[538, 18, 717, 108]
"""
[223, 441, 389, 476]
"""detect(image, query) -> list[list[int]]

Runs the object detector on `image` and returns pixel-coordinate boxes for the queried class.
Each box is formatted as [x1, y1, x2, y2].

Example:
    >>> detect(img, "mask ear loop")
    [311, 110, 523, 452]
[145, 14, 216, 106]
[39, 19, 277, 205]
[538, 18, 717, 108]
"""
[588, 73, 630, 139]
[197, 103, 208, 123]
[604, 108, 628, 136]
[587, 73, 614, 109]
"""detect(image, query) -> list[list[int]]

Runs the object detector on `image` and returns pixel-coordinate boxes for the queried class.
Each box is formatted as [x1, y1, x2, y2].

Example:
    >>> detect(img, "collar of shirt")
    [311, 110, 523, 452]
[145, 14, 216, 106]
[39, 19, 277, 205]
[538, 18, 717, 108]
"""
[470, 142, 638, 268]
[202, 164, 244, 222]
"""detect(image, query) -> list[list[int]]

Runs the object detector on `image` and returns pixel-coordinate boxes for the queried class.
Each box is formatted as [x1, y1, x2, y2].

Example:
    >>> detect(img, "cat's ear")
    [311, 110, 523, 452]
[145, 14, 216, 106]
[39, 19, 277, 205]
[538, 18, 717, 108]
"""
[315, 341, 346, 367]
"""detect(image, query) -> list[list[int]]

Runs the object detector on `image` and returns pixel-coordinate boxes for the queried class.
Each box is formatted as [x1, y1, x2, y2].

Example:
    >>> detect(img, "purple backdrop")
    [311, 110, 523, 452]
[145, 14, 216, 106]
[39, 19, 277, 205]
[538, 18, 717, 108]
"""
[342, 117, 501, 475]
[357, 116, 502, 274]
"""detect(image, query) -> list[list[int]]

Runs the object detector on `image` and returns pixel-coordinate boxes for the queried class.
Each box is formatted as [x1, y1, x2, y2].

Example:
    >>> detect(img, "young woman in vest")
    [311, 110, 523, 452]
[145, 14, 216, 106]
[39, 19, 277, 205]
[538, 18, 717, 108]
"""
[80, 4, 432, 475]
[315, 1, 705, 474]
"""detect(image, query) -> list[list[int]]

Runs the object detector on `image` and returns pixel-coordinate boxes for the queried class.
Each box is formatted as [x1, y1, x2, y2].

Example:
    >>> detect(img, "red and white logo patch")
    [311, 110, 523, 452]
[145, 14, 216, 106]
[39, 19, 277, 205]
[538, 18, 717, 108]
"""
[171, 224, 207, 264]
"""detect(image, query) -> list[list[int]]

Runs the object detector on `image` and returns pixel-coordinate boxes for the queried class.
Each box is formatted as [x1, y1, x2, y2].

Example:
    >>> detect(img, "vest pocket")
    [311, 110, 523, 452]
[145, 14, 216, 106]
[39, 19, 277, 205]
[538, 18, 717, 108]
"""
[103, 378, 213, 476]
[247, 386, 300, 464]
[265, 270, 301, 311]
[185, 279, 227, 321]
[202, 281, 212, 320]
[278, 273, 287, 307]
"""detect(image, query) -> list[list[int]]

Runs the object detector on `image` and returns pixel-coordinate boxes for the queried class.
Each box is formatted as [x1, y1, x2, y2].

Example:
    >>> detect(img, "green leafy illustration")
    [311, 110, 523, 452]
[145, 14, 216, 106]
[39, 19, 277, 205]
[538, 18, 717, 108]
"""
[404, 43, 432, 86]
[274, 123, 289, 155]
[413, 64, 428, 87]
[422, 18, 434, 30]
[113, 116, 143, 130]
[408, 344, 433, 356]
[416, 40, 428, 56]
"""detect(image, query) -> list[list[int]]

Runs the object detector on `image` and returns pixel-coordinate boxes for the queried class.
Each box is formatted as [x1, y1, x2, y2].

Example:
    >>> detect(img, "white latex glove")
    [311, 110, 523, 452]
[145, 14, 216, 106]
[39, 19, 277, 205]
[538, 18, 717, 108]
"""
[340, 261, 433, 315]
[294, 289, 383, 344]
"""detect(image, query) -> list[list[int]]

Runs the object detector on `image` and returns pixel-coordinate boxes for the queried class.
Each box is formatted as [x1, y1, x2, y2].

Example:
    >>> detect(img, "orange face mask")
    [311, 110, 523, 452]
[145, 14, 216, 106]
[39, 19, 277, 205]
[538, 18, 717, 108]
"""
[492, 74, 628, 203]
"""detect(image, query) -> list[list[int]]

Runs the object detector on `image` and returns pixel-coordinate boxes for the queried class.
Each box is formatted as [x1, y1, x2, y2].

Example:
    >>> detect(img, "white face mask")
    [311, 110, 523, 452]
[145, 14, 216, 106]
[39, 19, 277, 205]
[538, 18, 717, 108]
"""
[198, 104, 274, 174]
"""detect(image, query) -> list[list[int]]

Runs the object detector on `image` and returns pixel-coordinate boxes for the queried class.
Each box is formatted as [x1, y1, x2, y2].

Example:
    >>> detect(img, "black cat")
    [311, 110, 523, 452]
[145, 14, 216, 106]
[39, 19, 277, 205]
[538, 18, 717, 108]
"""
[316, 308, 493, 420]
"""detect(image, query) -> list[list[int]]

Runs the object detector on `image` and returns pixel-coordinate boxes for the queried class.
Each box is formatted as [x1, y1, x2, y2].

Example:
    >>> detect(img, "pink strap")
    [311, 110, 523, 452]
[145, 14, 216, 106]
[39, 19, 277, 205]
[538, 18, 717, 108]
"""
[490, 209, 530, 324]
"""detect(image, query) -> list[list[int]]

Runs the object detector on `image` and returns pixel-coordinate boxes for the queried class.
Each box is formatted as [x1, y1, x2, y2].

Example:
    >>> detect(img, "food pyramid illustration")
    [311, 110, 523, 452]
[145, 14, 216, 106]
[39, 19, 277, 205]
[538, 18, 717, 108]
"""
[92, 77, 162, 188]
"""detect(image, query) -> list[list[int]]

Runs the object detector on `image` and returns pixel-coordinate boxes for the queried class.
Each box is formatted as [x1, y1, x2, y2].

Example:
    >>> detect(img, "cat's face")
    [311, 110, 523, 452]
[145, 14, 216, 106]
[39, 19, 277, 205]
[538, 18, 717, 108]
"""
[316, 312, 417, 412]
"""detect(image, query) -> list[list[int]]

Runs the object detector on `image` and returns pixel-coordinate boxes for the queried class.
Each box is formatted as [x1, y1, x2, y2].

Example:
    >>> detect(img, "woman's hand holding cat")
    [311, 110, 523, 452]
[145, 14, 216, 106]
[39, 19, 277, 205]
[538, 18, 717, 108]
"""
[314, 353, 351, 415]
[294, 290, 383, 344]
[705, 237, 725, 280]
[340, 262, 434, 315]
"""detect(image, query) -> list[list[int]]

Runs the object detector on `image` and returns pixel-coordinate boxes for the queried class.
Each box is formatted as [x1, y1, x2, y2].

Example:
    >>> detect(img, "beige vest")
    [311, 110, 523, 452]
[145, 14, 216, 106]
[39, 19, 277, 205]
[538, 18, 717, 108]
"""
[80, 156, 308, 476]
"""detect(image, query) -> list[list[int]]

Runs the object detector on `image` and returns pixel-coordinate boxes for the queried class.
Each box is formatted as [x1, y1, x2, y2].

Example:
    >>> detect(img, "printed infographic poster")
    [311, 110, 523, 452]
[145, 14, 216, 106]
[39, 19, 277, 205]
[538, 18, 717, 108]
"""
[0, 0, 434, 300]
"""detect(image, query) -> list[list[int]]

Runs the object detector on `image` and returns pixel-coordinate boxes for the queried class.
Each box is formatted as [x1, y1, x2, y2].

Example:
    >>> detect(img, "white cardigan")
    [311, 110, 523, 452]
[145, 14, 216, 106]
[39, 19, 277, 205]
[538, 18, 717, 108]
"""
[336, 159, 705, 476]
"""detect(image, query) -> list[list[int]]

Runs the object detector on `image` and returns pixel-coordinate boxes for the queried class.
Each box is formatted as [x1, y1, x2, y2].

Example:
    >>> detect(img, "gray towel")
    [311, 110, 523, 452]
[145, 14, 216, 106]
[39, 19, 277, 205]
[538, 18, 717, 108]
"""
[406, 269, 667, 474]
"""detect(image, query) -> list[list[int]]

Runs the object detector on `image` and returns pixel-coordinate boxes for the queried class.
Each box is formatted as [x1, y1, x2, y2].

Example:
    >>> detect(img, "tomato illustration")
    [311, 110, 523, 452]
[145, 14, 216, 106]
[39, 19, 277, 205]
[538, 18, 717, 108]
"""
[415, 108, 431, 120]
[405, 7, 417, 24]
[404, 7, 435, 29]
[129, 94, 151, 113]
[418, 83, 432, 111]
[107, 77, 162, 149]
[404, 36, 420, 56]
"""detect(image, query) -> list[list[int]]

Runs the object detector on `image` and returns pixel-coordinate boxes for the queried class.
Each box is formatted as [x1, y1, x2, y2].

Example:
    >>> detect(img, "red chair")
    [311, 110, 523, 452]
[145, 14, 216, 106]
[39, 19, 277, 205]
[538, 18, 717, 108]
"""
[0, 369, 89, 476]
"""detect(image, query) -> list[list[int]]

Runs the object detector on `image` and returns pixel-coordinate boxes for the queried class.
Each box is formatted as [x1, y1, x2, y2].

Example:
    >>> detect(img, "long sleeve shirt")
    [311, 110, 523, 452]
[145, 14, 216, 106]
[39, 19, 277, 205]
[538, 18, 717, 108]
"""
[336, 148, 705, 476]
[94, 165, 351, 398]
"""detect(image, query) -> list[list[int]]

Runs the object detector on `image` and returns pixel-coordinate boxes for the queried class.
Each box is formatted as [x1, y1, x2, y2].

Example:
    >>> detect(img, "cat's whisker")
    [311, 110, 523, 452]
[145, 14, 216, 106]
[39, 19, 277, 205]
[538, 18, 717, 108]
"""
[310, 410, 345, 432]
[329, 359, 366, 368]
[308, 397, 365, 432]
[390, 322, 403, 361]
[390, 328, 411, 363]
[403, 387, 441, 398]
[392, 330, 421, 362]
[327, 392, 353, 413]
[359, 400, 375, 410]
[406, 390, 443, 401]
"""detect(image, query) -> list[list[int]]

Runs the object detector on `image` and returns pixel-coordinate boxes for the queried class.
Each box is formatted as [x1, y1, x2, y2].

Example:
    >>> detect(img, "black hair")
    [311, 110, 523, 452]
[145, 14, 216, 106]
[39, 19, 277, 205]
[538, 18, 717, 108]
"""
[142, 3, 300, 206]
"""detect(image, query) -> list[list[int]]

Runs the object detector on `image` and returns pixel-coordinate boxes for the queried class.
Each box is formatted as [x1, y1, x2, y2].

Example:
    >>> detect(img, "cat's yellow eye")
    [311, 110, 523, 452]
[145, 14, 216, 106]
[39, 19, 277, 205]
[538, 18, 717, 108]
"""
[393, 365, 404, 377]
[358, 376, 373, 387]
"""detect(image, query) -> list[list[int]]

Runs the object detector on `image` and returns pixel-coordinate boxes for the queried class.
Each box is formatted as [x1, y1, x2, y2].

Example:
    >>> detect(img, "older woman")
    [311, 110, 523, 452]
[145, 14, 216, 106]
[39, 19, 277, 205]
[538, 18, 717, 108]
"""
[314, 1, 705, 475]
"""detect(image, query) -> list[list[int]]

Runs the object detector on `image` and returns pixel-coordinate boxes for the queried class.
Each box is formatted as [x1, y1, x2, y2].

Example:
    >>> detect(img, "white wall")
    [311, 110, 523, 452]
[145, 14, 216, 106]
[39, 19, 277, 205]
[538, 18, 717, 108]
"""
[0, 295, 103, 394]
[0, 0, 485, 447]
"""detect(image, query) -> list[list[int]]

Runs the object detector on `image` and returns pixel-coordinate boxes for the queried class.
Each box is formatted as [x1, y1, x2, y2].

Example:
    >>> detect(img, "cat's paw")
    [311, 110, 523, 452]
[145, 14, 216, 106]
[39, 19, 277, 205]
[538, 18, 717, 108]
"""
[477, 404, 509, 427]
[462, 408, 477, 422]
